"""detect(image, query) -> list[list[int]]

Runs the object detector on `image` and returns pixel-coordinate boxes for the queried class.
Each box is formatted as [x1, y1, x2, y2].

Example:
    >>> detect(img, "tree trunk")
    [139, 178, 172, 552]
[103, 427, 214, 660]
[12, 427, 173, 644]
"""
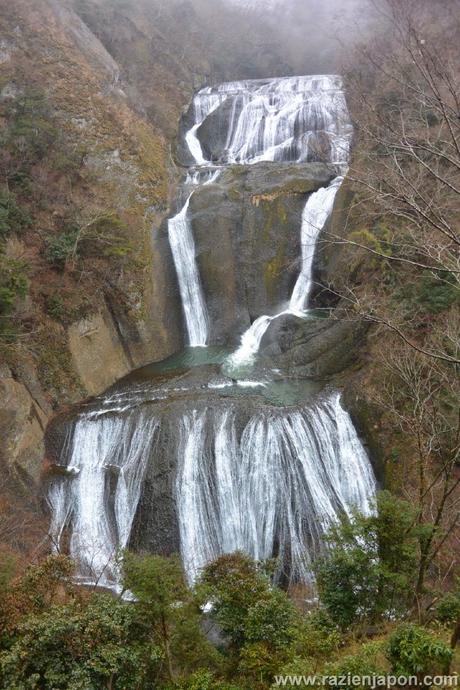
[161, 614, 175, 683]
[450, 615, 460, 649]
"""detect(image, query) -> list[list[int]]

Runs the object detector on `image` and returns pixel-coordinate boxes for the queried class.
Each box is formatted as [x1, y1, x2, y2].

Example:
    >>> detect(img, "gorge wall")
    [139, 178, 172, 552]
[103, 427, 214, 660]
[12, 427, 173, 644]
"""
[0, 1, 381, 580]
[1, 0, 357, 487]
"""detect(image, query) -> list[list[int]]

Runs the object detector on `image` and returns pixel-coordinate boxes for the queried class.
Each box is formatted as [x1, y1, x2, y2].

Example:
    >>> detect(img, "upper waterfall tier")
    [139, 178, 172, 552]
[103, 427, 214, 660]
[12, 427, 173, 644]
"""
[184, 74, 352, 166]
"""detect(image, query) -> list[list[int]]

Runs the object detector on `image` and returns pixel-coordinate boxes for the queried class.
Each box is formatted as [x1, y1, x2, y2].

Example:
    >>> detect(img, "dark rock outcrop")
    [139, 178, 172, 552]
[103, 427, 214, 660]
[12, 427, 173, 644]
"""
[189, 162, 335, 345]
[259, 311, 369, 380]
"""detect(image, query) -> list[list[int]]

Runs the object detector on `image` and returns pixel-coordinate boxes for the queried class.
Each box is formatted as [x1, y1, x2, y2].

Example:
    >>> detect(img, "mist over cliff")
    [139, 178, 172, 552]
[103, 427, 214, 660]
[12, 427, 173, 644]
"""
[193, 0, 382, 76]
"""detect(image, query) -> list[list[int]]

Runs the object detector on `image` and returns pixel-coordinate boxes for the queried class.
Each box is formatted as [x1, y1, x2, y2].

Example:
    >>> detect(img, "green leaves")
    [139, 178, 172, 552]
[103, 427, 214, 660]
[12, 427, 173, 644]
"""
[0, 597, 153, 690]
[0, 252, 29, 341]
[387, 624, 452, 677]
[0, 189, 31, 240]
[197, 552, 273, 649]
[44, 228, 79, 269]
[315, 491, 419, 628]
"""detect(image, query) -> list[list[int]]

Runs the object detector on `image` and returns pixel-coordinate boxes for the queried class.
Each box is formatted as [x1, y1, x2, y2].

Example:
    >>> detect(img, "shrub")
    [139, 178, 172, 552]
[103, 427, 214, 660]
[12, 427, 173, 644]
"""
[177, 669, 244, 690]
[435, 592, 460, 624]
[295, 609, 341, 663]
[44, 293, 67, 321]
[416, 272, 458, 314]
[4, 87, 58, 163]
[394, 271, 458, 317]
[315, 491, 418, 628]
[123, 553, 218, 684]
[387, 624, 452, 677]
[0, 253, 28, 340]
[45, 228, 79, 268]
[0, 596, 156, 690]
[244, 589, 298, 650]
[197, 552, 273, 649]
[323, 642, 387, 689]
[0, 188, 31, 239]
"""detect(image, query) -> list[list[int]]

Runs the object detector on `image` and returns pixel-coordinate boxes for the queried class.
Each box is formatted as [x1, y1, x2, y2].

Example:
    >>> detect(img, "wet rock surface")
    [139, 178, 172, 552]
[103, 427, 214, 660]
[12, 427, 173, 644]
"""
[189, 162, 334, 344]
[259, 310, 369, 380]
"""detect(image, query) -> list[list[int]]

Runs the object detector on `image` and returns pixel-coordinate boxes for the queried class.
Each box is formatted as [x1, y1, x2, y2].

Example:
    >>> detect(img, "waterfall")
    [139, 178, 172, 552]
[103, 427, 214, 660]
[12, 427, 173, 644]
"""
[215, 77, 351, 366]
[171, 75, 352, 348]
[49, 390, 375, 587]
[227, 313, 280, 366]
[289, 175, 343, 313]
[168, 195, 209, 347]
[47, 73, 375, 590]
[48, 411, 158, 587]
[187, 75, 352, 166]
[228, 175, 343, 367]
[176, 392, 376, 583]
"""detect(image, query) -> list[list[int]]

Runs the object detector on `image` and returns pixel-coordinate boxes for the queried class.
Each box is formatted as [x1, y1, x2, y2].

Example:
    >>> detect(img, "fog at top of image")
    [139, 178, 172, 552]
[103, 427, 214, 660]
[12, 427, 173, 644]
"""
[121, 0, 384, 85]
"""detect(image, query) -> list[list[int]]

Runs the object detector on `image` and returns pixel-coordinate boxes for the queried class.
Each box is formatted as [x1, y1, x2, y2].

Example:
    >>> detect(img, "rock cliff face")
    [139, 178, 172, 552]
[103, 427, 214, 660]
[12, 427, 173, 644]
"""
[0, 0, 374, 506]
[0, 365, 50, 485]
[0, 0, 187, 485]
[1, 0, 320, 490]
[189, 163, 334, 344]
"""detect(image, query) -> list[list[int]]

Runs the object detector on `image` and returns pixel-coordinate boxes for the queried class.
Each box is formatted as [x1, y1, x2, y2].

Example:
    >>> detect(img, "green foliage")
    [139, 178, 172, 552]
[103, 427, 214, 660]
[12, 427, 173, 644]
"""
[0, 596, 156, 690]
[197, 552, 300, 686]
[0, 253, 28, 340]
[244, 589, 298, 650]
[0, 555, 73, 649]
[0, 85, 83, 206]
[416, 272, 458, 314]
[44, 293, 67, 321]
[3, 87, 58, 164]
[435, 592, 460, 624]
[295, 609, 341, 663]
[197, 552, 272, 649]
[323, 642, 387, 689]
[123, 552, 187, 622]
[394, 271, 458, 317]
[176, 669, 244, 690]
[0, 257, 28, 312]
[1, 550, 460, 690]
[43, 290, 92, 325]
[315, 491, 418, 628]
[76, 213, 133, 261]
[16, 555, 73, 612]
[44, 228, 78, 268]
[44, 213, 133, 269]
[0, 188, 31, 239]
[123, 552, 218, 683]
[387, 624, 452, 676]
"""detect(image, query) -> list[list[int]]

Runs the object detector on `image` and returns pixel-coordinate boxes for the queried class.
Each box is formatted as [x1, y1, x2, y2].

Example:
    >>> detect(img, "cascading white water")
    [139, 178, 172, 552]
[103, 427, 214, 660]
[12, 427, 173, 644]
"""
[176, 392, 376, 583]
[47, 73, 376, 590]
[48, 412, 158, 587]
[289, 175, 343, 313]
[228, 175, 343, 366]
[168, 195, 209, 347]
[223, 76, 352, 366]
[173, 75, 352, 347]
[188, 75, 352, 166]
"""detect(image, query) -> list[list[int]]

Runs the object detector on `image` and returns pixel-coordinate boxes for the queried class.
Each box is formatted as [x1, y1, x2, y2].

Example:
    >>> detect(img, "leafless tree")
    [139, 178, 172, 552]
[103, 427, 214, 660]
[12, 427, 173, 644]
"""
[321, 0, 460, 365]
[371, 341, 460, 618]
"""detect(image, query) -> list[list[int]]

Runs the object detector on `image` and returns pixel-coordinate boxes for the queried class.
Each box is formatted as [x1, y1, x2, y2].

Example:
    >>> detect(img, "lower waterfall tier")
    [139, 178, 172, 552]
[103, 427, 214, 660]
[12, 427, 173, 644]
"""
[45, 360, 376, 589]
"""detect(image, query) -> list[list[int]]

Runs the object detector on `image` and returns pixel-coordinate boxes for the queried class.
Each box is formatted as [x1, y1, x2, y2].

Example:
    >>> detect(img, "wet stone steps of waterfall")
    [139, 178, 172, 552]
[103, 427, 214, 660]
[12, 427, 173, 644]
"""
[45, 74, 375, 591]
